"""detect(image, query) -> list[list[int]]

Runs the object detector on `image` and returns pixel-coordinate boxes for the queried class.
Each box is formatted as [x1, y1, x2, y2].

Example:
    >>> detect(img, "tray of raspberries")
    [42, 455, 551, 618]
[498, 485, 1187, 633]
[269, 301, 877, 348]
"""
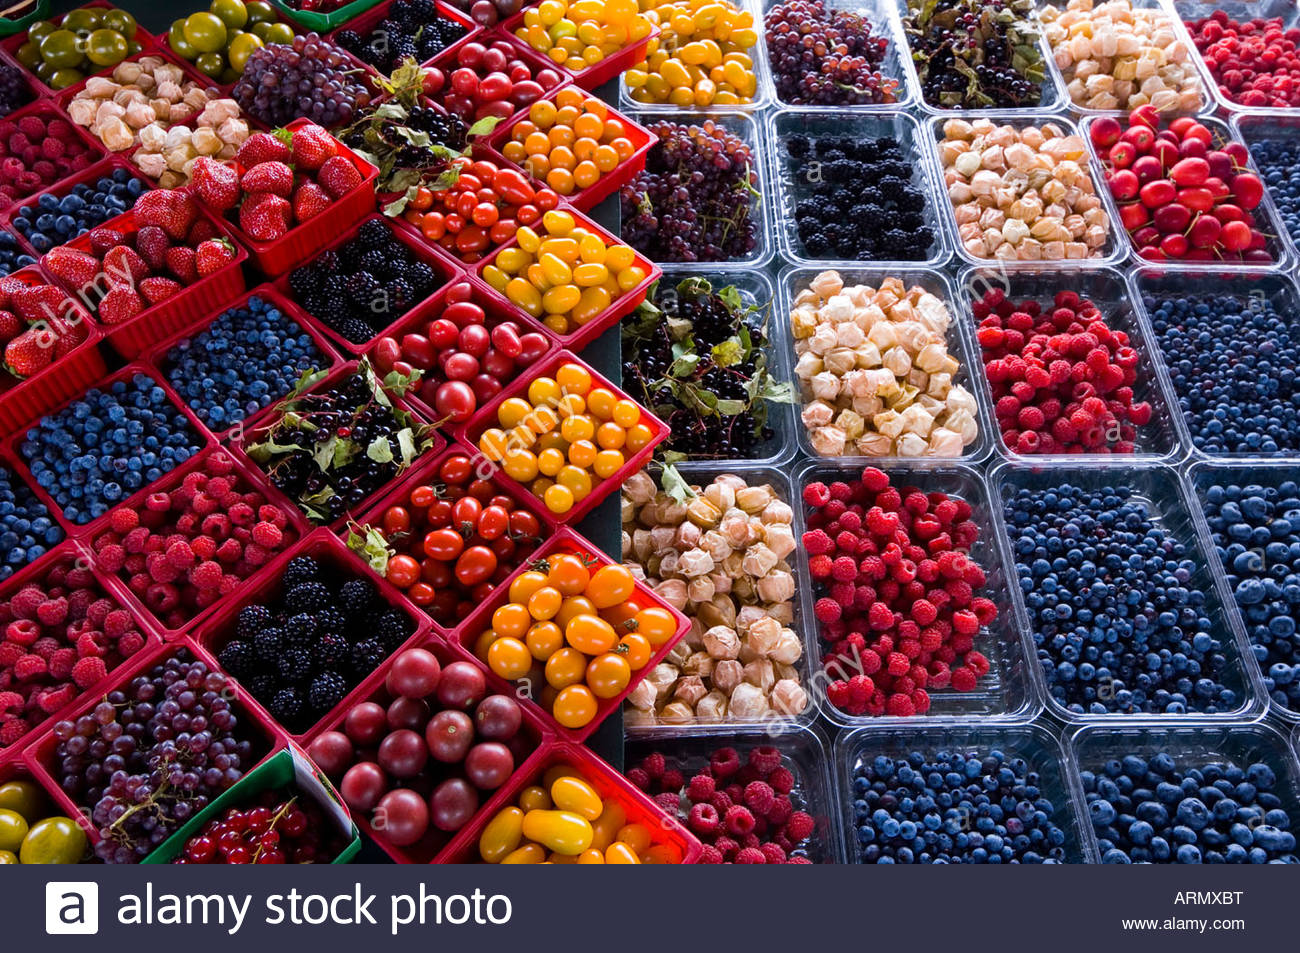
[192, 121, 379, 277]
[0, 548, 153, 757]
[85, 448, 304, 635]
[0, 266, 104, 433]
[40, 189, 248, 360]
[0, 102, 106, 210]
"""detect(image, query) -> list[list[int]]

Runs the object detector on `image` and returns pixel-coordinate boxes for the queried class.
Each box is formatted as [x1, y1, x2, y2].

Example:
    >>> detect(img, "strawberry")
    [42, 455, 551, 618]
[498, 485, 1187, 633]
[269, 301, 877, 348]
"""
[236, 132, 291, 168]
[191, 156, 240, 212]
[102, 246, 148, 289]
[52, 323, 81, 358]
[195, 238, 236, 276]
[134, 189, 197, 241]
[317, 155, 363, 199]
[87, 226, 124, 256]
[99, 286, 143, 326]
[164, 246, 198, 283]
[0, 275, 23, 309]
[241, 161, 293, 197]
[135, 225, 171, 271]
[11, 285, 70, 325]
[291, 181, 331, 223]
[290, 123, 335, 171]
[4, 328, 51, 378]
[0, 310, 20, 342]
[139, 276, 181, 304]
[239, 191, 291, 241]
[43, 247, 99, 288]
[187, 218, 219, 245]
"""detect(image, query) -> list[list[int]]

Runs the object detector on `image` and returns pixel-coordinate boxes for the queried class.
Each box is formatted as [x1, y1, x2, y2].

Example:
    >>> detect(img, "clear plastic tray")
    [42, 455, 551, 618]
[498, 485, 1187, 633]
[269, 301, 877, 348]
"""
[987, 458, 1267, 723]
[1229, 112, 1300, 270]
[635, 268, 796, 466]
[954, 264, 1187, 464]
[1067, 721, 1300, 863]
[766, 108, 952, 269]
[1166, 0, 1300, 116]
[1184, 458, 1300, 724]
[893, 0, 1066, 115]
[614, 109, 774, 271]
[836, 722, 1090, 863]
[1033, 0, 1211, 117]
[616, 0, 774, 114]
[795, 458, 1041, 726]
[926, 112, 1128, 270]
[1127, 266, 1300, 462]
[625, 723, 846, 862]
[1081, 113, 1294, 272]
[621, 460, 821, 733]
[756, 0, 919, 112]
[776, 264, 993, 466]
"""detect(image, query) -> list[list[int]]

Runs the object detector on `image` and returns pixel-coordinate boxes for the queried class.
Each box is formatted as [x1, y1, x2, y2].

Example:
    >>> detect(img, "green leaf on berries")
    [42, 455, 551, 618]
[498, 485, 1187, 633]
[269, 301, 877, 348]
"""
[287, 366, 328, 401]
[382, 367, 423, 397]
[346, 522, 393, 574]
[396, 427, 422, 469]
[244, 436, 304, 464]
[710, 337, 743, 368]
[366, 435, 395, 464]
[467, 116, 502, 138]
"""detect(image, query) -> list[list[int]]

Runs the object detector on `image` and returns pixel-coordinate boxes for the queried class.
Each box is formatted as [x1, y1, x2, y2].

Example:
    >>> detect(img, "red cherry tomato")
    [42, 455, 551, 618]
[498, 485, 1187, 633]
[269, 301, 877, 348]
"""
[424, 527, 466, 561]
[516, 203, 540, 225]
[459, 323, 491, 358]
[407, 582, 436, 606]
[435, 380, 478, 423]
[421, 558, 453, 587]
[439, 455, 474, 484]
[509, 509, 540, 539]
[455, 545, 498, 586]
[409, 485, 437, 508]
[382, 506, 412, 535]
[444, 352, 480, 381]
[469, 479, 495, 501]
[428, 318, 459, 349]
[386, 554, 421, 588]
[426, 499, 453, 527]
[477, 504, 510, 540]
[444, 300, 485, 328]
[452, 495, 483, 529]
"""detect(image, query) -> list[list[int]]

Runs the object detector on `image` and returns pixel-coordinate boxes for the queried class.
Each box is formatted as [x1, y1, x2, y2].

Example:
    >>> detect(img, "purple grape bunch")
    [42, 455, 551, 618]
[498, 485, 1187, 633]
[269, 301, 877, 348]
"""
[51, 652, 254, 864]
[619, 119, 759, 264]
[765, 0, 899, 106]
[232, 33, 372, 129]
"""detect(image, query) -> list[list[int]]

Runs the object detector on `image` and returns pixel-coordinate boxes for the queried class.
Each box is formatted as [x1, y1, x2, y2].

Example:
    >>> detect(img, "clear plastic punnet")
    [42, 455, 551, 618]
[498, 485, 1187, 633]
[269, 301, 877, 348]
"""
[1229, 112, 1300, 270]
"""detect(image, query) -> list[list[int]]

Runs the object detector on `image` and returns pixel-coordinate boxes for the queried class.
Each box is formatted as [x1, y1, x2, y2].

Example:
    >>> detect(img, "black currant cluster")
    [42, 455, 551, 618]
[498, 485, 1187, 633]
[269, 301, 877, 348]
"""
[216, 555, 416, 733]
[765, 0, 899, 106]
[336, 0, 468, 72]
[51, 652, 254, 864]
[248, 365, 433, 524]
[620, 119, 758, 264]
[904, 0, 1045, 109]
[623, 281, 777, 459]
[233, 33, 373, 128]
[786, 134, 934, 260]
[0, 62, 31, 117]
[289, 219, 442, 344]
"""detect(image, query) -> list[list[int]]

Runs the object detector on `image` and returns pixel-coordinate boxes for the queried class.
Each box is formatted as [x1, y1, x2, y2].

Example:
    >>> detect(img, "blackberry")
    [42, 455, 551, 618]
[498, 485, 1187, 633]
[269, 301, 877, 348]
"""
[217, 640, 255, 678]
[235, 604, 272, 640]
[357, 249, 389, 276]
[317, 632, 350, 667]
[376, 609, 414, 652]
[253, 627, 283, 663]
[307, 671, 349, 714]
[248, 673, 278, 700]
[336, 318, 376, 343]
[285, 581, 330, 614]
[281, 556, 321, 589]
[349, 638, 386, 677]
[340, 578, 377, 617]
[358, 219, 390, 247]
[283, 612, 319, 649]
[278, 649, 313, 684]
[315, 607, 347, 637]
[268, 687, 302, 723]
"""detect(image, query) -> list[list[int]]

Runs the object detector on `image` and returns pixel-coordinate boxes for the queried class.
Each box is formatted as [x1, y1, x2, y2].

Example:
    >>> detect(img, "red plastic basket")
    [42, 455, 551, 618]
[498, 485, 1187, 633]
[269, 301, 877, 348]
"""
[0, 263, 105, 435]
[498, 11, 659, 91]
[300, 633, 555, 863]
[0, 99, 109, 210]
[337, 442, 552, 640]
[324, 0, 481, 77]
[487, 90, 653, 213]
[220, 118, 380, 277]
[194, 529, 431, 742]
[272, 213, 458, 356]
[40, 204, 250, 361]
[8, 361, 216, 537]
[228, 359, 447, 531]
[457, 348, 668, 528]
[455, 526, 689, 745]
[144, 283, 346, 445]
[473, 205, 658, 353]
[23, 636, 289, 850]
[364, 274, 559, 423]
[440, 741, 702, 863]
[0, 155, 153, 260]
[81, 445, 312, 641]
[417, 31, 572, 130]
[0, 542, 162, 767]
[1, 1, 166, 99]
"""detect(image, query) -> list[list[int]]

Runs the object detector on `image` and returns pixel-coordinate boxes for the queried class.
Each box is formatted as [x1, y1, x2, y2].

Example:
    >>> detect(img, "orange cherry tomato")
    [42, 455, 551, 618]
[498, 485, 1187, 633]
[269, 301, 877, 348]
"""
[544, 646, 587, 689]
[585, 652, 631, 699]
[555, 595, 597, 630]
[492, 602, 533, 639]
[565, 614, 618, 655]
[633, 606, 678, 647]
[553, 684, 598, 728]
[615, 632, 652, 670]
[584, 564, 636, 609]
[546, 552, 592, 595]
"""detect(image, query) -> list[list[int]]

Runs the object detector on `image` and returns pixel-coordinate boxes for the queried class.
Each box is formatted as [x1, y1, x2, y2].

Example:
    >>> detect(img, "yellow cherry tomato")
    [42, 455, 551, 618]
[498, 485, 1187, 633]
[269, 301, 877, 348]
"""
[556, 362, 592, 395]
[550, 776, 602, 820]
[544, 483, 575, 514]
[479, 807, 525, 862]
[555, 594, 597, 629]
[590, 800, 627, 850]
[492, 602, 532, 638]
[587, 387, 616, 419]
[488, 636, 532, 679]
[521, 809, 593, 854]
[528, 376, 561, 407]
[500, 842, 547, 864]
[518, 785, 552, 811]
[509, 570, 548, 605]
[616, 822, 652, 853]
[633, 605, 680, 646]
[605, 841, 642, 863]
[498, 396, 533, 428]
[625, 422, 655, 452]
[616, 631, 652, 670]
[594, 449, 624, 479]
[612, 399, 641, 427]
[472, 627, 496, 661]
[577, 848, 605, 863]
[528, 585, 563, 620]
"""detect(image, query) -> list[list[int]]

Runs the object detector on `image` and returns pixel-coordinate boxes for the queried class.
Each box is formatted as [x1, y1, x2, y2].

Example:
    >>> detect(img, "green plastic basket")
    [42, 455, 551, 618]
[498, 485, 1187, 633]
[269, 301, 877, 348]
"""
[142, 748, 362, 864]
[270, 0, 383, 32]
[0, 0, 49, 38]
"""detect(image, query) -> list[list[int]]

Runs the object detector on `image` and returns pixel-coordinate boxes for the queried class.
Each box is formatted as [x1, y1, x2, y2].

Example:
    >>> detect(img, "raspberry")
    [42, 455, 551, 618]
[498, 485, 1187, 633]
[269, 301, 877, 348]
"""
[0, 643, 20, 667]
[190, 536, 218, 560]
[734, 847, 766, 864]
[75, 632, 103, 658]
[5, 619, 38, 646]
[109, 508, 139, 534]
[885, 692, 915, 716]
[13, 654, 45, 679]
[103, 609, 133, 638]
[0, 690, 21, 713]
[660, 769, 684, 792]
[251, 522, 283, 548]
[640, 751, 666, 779]
[760, 842, 787, 864]
[653, 791, 680, 814]
[31, 636, 59, 659]
[687, 801, 720, 835]
[95, 544, 126, 573]
[38, 683, 76, 714]
[189, 560, 223, 590]
[48, 648, 76, 680]
[784, 811, 815, 842]
[767, 766, 795, 795]
[830, 555, 859, 582]
[709, 791, 733, 815]
[803, 529, 833, 555]
[710, 747, 741, 779]
[950, 666, 978, 691]
[803, 482, 831, 507]
[216, 539, 242, 563]
[868, 601, 894, 630]
[911, 598, 937, 625]
[766, 795, 793, 827]
[860, 467, 889, 492]
[724, 805, 756, 836]
[697, 844, 724, 864]
[743, 780, 775, 815]
[10, 585, 44, 618]
[713, 835, 738, 858]
[625, 768, 650, 790]
[35, 597, 68, 627]
[813, 597, 842, 624]
[686, 773, 716, 803]
[118, 631, 145, 656]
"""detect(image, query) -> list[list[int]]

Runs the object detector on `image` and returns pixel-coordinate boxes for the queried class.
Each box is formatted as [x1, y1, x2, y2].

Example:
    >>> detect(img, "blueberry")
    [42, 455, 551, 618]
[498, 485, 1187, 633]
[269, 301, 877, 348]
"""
[10, 170, 149, 252]
[0, 466, 62, 580]
[0, 228, 35, 276]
